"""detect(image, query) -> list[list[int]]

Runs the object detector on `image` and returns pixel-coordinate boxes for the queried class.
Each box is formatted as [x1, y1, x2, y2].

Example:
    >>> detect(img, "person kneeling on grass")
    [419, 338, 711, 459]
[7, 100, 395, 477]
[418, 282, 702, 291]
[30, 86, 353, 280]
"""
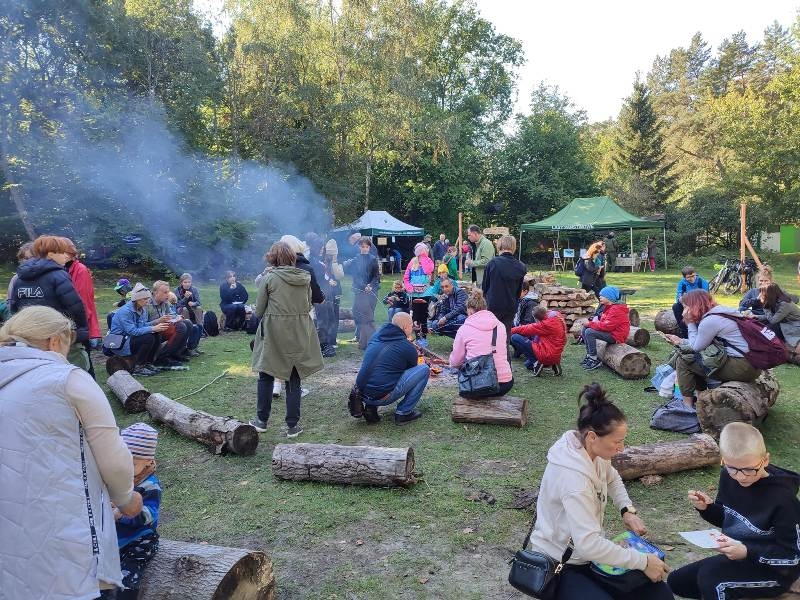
[510, 306, 567, 376]
[354, 312, 428, 425]
[580, 286, 630, 371]
[428, 278, 468, 338]
[667, 422, 800, 600]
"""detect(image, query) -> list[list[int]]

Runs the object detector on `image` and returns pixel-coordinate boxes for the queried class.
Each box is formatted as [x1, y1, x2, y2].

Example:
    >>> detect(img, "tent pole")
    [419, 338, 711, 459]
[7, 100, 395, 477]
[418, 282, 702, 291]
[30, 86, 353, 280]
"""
[663, 225, 667, 270]
[519, 229, 523, 261]
[458, 212, 463, 280]
[630, 228, 634, 273]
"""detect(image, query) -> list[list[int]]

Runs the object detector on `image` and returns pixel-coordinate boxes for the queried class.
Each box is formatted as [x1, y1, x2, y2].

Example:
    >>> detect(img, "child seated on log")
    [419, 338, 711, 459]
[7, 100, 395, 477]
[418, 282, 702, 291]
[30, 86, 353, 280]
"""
[580, 286, 630, 371]
[668, 422, 800, 600]
[103, 423, 162, 600]
[383, 280, 410, 321]
[509, 305, 566, 376]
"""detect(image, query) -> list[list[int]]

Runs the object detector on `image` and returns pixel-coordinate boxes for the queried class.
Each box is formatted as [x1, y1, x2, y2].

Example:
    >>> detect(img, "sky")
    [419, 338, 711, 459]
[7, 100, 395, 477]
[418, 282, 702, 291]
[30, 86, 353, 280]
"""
[194, 0, 799, 122]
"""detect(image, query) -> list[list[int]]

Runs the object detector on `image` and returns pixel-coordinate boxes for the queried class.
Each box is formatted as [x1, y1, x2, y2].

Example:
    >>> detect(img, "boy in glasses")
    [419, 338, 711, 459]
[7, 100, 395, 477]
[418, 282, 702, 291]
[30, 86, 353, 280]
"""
[667, 422, 800, 599]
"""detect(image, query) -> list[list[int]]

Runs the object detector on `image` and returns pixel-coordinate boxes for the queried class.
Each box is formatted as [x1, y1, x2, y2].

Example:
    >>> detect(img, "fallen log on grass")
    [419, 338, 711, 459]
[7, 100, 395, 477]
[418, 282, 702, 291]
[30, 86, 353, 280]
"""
[596, 340, 651, 379]
[272, 443, 416, 487]
[451, 396, 528, 427]
[696, 370, 780, 439]
[338, 318, 355, 333]
[339, 307, 354, 320]
[105, 354, 135, 376]
[138, 539, 275, 600]
[654, 309, 680, 336]
[611, 434, 720, 481]
[626, 326, 650, 348]
[107, 370, 150, 413]
[146, 393, 259, 456]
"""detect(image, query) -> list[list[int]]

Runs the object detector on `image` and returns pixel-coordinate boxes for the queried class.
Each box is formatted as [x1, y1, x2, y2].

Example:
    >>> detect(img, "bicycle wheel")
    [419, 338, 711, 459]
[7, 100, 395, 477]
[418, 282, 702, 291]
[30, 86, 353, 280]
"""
[708, 272, 723, 294]
[724, 272, 741, 294]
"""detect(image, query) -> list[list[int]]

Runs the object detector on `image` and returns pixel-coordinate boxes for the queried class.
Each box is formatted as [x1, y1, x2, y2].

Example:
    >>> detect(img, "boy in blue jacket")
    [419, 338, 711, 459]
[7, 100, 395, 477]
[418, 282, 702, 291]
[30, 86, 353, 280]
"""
[672, 266, 708, 337]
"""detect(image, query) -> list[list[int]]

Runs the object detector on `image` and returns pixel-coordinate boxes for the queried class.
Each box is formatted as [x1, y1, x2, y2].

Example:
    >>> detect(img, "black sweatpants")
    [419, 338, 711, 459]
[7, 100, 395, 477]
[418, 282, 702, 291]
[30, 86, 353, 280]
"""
[667, 555, 789, 600]
[129, 333, 159, 367]
[257, 368, 301, 427]
[556, 563, 674, 600]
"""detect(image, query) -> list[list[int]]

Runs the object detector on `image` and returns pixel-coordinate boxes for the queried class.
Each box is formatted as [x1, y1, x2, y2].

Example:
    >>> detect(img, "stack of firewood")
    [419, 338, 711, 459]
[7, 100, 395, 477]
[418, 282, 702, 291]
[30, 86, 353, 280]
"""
[525, 271, 558, 286]
[535, 285, 596, 326]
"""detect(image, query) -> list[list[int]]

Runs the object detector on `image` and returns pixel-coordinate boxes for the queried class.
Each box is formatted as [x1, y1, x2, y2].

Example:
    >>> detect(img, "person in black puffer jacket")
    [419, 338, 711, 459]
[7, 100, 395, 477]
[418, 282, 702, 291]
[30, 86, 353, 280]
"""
[482, 235, 527, 339]
[10, 235, 90, 370]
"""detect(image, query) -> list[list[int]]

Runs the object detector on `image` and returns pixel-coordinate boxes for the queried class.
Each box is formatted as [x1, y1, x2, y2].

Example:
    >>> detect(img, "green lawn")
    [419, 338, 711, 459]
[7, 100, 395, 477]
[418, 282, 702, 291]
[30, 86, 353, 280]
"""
[4, 262, 800, 599]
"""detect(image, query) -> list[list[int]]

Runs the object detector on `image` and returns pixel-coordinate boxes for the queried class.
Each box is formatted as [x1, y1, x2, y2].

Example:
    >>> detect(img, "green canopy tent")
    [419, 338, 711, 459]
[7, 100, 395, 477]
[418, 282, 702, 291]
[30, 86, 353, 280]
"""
[519, 196, 666, 271]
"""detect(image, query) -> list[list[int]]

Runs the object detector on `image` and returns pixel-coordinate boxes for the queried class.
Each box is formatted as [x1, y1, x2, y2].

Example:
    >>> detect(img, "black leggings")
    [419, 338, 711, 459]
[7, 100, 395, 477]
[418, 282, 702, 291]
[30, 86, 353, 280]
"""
[463, 379, 514, 399]
[667, 555, 789, 600]
[411, 298, 430, 336]
[129, 333, 159, 366]
[556, 563, 674, 600]
[257, 368, 302, 427]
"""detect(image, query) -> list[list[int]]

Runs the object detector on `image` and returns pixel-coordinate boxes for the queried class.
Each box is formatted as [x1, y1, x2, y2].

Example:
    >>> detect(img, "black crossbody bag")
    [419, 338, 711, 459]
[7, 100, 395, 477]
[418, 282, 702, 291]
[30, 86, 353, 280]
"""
[508, 512, 573, 599]
[458, 326, 500, 397]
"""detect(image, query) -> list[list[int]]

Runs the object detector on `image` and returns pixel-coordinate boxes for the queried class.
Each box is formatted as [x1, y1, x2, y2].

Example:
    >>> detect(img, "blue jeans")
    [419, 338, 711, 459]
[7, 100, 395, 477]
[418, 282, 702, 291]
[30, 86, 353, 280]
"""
[364, 364, 429, 415]
[428, 313, 466, 338]
[387, 307, 403, 321]
[510, 333, 537, 363]
[582, 327, 616, 356]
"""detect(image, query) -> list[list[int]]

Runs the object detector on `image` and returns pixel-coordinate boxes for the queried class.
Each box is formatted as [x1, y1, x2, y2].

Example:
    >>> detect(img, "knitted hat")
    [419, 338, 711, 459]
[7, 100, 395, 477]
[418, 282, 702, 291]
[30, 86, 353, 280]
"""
[437, 263, 449, 274]
[325, 238, 338, 256]
[414, 242, 428, 257]
[279, 234, 308, 256]
[121, 423, 158, 459]
[599, 286, 621, 303]
[130, 282, 152, 302]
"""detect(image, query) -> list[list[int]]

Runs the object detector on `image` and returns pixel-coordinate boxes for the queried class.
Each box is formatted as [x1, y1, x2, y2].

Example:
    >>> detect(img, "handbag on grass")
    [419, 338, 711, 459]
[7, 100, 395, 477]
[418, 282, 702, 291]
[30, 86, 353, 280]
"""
[508, 513, 573, 599]
[457, 326, 499, 397]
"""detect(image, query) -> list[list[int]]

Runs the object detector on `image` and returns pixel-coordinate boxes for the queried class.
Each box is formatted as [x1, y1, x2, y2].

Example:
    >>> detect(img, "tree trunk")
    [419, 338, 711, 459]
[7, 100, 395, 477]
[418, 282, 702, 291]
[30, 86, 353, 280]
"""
[611, 434, 720, 481]
[451, 396, 528, 427]
[271, 443, 416, 487]
[339, 307, 354, 320]
[106, 355, 135, 376]
[596, 340, 651, 379]
[107, 370, 150, 413]
[628, 308, 641, 327]
[626, 326, 650, 348]
[138, 539, 275, 600]
[0, 111, 37, 240]
[696, 370, 780, 439]
[654, 309, 680, 335]
[338, 319, 355, 333]
[146, 393, 259, 456]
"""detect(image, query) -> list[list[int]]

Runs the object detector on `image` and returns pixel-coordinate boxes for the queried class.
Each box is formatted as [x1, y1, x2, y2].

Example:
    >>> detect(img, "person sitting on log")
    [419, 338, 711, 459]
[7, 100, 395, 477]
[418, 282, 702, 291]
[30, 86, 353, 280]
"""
[668, 422, 800, 600]
[148, 281, 200, 365]
[672, 266, 709, 338]
[108, 283, 170, 377]
[428, 278, 468, 338]
[580, 286, 630, 371]
[219, 270, 249, 331]
[754, 283, 800, 362]
[510, 305, 567, 376]
[383, 280, 411, 321]
[354, 311, 428, 425]
[662, 289, 761, 408]
[102, 423, 162, 600]
[174, 273, 204, 325]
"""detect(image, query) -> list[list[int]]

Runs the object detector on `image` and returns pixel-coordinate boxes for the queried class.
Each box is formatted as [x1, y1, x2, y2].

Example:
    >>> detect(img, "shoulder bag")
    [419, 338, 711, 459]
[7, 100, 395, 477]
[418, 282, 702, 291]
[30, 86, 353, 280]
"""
[508, 512, 573, 599]
[458, 326, 500, 397]
[349, 343, 393, 418]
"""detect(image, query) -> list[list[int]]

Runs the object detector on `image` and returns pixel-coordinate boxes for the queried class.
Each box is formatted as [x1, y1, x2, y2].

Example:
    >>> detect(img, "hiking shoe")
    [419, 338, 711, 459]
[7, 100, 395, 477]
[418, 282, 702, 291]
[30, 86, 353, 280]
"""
[249, 418, 267, 433]
[394, 410, 422, 425]
[133, 365, 158, 377]
[531, 361, 544, 377]
[286, 425, 303, 438]
[321, 345, 336, 358]
[580, 355, 592, 367]
[582, 357, 603, 370]
[553, 363, 563, 376]
[363, 405, 381, 424]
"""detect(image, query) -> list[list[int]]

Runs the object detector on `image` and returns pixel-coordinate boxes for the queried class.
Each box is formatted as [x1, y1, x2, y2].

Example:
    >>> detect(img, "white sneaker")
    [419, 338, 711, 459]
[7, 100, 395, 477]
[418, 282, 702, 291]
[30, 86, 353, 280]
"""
[273, 381, 282, 397]
[301, 388, 310, 398]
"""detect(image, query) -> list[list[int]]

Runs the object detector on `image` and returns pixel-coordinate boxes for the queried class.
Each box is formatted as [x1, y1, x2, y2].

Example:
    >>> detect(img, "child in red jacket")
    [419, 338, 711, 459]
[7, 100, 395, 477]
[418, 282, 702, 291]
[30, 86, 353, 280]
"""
[510, 306, 567, 376]
[581, 286, 630, 371]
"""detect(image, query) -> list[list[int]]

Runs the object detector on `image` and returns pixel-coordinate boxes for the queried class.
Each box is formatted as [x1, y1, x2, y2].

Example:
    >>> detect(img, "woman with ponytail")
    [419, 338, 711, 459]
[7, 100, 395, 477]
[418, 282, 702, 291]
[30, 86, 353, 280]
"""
[526, 383, 674, 599]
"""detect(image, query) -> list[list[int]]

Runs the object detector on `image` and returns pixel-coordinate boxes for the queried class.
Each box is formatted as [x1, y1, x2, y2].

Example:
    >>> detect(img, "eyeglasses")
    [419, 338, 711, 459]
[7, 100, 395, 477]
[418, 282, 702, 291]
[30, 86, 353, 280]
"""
[723, 458, 764, 477]
[686, 274, 697, 279]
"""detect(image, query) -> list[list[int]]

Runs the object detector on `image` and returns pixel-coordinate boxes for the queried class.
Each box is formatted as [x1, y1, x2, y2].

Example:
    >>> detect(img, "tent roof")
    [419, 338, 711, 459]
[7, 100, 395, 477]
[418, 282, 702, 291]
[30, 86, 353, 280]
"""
[333, 210, 425, 236]
[520, 196, 660, 232]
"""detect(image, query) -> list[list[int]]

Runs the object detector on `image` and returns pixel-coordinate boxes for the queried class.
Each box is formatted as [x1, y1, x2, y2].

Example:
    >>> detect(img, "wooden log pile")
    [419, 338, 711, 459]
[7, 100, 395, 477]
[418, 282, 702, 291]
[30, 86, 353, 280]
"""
[451, 396, 528, 427]
[596, 340, 651, 379]
[611, 434, 720, 480]
[538, 286, 596, 326]
[138, 539, 275, 600]
[696, 370, 780, 438]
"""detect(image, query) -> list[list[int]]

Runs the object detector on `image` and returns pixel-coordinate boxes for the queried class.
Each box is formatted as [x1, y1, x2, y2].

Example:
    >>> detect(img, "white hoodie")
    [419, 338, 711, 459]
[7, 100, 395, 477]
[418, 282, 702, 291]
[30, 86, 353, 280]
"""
[528, 430, 648, 571]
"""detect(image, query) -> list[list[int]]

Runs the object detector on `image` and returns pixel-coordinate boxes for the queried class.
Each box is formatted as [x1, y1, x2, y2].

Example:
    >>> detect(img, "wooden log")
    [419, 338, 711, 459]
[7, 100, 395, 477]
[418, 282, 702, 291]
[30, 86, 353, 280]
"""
[271, 443, 416, 487]
[107, 370, 150, 413]
[339, 307, 354, 320]
[596, 340, 651, 379]
[628, 308, 640, 327]
[106, 354, 135, 376]
[611, 434, 720, 480]
[570, 317, 590, 336]
[626, 326, 650, 348]
[146, 393, 259, 456]
[138, 539, 275, 600]
[654, 309, 680, 335]
[696, 370, 780, 438]
[451, 395, 528, 427]
[338, 318, 355, 333]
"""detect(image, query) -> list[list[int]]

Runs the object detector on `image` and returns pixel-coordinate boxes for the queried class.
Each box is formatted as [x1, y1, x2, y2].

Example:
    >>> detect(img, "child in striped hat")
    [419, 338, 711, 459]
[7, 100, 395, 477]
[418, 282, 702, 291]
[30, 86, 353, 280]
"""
[105, 423, 162, 600]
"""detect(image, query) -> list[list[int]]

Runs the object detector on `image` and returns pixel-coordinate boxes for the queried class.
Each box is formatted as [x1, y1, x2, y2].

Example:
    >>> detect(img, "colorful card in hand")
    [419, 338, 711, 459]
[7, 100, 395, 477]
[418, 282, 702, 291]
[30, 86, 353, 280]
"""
[592, 531, 665, 576]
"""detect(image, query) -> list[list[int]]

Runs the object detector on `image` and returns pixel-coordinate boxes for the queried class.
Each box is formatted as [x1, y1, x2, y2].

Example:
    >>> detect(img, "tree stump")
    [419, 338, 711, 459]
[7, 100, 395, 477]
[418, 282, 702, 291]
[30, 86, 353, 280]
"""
[696, 370, 780, 438]
[338, 319, 355, 333]
[611, 434, 720, 480]
[106, 354, 135, 376]
[570, 317, 590, 339]
[138, 539, 275, 600]
[107, 370, 150, 413]
[596, 340, 651, 379]
[339, 307, 354, 320]
[628, 308, 640, 327]
[146, 393, 259, 456]
[272, 443, 416, 487]
[626, 326, 650, 348]
[654, 309, 680, 335]
[451, 396, 528, 427]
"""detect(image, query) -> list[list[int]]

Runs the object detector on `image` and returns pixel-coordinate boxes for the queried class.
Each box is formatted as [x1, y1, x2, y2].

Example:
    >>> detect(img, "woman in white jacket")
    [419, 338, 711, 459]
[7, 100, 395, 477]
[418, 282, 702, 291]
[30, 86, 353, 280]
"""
[528, 382, 673, 599]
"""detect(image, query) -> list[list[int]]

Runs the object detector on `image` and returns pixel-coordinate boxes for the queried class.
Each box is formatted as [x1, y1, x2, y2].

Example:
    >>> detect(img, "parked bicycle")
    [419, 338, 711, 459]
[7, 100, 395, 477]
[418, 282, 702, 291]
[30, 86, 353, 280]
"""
[708, 256, 756, 295]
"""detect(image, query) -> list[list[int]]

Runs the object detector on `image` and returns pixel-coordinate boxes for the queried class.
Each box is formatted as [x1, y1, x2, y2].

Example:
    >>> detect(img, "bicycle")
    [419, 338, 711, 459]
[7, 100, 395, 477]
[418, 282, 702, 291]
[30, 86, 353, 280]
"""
[709, 256, 757, 295]
[708, 256, 734, 295]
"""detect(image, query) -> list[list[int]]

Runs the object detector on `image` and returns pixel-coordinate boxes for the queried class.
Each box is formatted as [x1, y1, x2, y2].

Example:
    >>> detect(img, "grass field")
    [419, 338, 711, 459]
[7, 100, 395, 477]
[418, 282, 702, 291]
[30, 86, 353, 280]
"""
[4, 261, 800, 599]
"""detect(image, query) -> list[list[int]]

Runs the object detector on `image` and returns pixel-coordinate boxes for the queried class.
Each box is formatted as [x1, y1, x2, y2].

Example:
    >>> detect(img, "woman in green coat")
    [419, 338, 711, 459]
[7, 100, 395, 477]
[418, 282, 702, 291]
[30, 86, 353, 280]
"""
[249, 241, 324, 438]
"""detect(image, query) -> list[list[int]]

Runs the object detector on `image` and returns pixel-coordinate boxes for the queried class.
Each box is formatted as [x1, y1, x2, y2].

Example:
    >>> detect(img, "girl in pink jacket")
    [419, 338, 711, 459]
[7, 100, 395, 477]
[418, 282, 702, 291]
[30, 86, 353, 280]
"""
[404, 242, 434, 340]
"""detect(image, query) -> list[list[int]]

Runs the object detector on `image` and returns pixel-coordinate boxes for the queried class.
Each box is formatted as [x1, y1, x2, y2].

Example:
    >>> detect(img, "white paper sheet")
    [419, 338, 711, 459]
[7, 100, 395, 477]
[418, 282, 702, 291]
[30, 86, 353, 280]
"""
[679, 529, 723, 548]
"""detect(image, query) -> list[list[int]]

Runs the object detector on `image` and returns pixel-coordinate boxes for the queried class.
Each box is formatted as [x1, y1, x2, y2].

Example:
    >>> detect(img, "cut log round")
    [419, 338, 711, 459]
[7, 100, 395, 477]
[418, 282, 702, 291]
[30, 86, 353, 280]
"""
[138, 539, 275, 600]
[451, 395, 528, 427]
[146, 393, 259, 456]
[611, 434, 720, 481]
[628, 308, 640, 327]
[596, 340, 651, 379]
[696, 370, 780, 438]
[272, 443, 415, 487]
[338, 319, 355, 333]
[339, 307, 354, 320]
[107, 370, 150, 413]
[106, 355, 135, 376]
[626, 326, 650, 348]
[570, 317, 590, 337]
[654, 309, 680, 335]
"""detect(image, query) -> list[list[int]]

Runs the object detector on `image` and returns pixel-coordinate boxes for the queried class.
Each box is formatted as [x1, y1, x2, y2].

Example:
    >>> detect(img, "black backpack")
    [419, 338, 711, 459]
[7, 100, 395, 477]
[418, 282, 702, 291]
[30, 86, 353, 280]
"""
[203, 310, 220, 337]
[712, 313, 788, 370]
[245, 314, 260, 335]
[574, 258, 586, 277]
